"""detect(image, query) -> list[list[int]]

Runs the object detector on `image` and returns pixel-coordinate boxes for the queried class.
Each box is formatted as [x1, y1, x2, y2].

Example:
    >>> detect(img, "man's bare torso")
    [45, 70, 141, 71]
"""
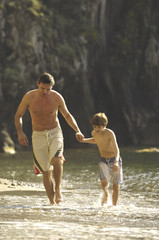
[27, 90, 60, 131]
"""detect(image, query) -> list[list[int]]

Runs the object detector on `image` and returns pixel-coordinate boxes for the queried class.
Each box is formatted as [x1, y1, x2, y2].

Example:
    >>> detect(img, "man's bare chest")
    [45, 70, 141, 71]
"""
[29, 98, 58, 116]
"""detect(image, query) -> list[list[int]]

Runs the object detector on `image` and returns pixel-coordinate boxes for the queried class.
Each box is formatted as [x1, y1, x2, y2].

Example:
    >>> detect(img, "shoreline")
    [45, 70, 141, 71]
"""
[0, 178, 44, 192]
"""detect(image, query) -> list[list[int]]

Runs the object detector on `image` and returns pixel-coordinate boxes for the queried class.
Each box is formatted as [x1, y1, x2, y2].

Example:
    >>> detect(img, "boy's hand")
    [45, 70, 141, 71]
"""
[112, 161, 119, 173]
[75, 132, 84, 142]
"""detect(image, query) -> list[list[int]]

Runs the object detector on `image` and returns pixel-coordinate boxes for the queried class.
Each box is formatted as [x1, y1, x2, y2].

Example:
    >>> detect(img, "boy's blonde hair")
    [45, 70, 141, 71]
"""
[91, 113, 108, 127]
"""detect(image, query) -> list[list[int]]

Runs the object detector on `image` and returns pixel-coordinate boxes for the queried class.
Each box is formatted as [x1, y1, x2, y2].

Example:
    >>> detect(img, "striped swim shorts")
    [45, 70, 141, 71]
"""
[99, 156, 123, 185]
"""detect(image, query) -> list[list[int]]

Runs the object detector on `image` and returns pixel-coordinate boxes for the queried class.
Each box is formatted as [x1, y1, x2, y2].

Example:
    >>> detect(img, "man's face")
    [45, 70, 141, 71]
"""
[37, 82, 53, 96]
[93, 125, 105, 133]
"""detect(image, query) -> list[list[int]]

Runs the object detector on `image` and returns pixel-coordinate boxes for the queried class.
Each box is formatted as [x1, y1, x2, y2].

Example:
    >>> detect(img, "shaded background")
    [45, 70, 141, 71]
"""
[0, 0, 159, 149]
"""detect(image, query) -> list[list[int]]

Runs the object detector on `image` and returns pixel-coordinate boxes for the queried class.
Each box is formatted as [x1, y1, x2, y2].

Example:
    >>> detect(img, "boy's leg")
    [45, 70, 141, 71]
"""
[112, 183, 120, 206]
[43, 170, 55, 205]
[51, 157, 63, 204]
[101, 178, 109, 206]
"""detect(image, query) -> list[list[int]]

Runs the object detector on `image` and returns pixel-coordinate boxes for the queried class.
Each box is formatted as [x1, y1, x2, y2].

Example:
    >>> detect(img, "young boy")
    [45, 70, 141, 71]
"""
[79, 113, 123, 206]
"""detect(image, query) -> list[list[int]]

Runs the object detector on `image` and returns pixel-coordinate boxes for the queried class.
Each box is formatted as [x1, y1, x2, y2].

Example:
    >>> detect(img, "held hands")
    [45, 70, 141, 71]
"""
[18, 132, 29, 146]
[75, 132, 84, 142]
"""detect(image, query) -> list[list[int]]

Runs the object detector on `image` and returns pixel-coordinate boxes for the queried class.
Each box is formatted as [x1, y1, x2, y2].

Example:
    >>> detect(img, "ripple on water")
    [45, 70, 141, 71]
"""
[0, 148, 159, 239]
[0, 189, 159, 239]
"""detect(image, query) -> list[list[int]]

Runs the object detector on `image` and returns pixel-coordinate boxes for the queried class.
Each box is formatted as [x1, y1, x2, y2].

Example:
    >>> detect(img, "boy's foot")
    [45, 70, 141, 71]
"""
[101, 194, 108, 206]
[55, 190, 63, 204]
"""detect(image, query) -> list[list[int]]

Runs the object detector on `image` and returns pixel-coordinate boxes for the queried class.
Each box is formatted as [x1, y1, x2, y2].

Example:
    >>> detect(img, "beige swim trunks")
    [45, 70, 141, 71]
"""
[32, 127, 64, 174]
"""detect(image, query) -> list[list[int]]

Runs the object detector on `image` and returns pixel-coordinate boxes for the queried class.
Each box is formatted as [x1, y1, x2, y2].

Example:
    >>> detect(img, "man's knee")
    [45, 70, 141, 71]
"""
[51, 157, 63, 166]
[43, 170, 52, 179]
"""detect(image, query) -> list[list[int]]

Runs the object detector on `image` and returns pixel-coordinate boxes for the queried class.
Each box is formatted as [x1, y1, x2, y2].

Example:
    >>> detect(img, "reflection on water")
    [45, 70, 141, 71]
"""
[0, 147, 159, 239]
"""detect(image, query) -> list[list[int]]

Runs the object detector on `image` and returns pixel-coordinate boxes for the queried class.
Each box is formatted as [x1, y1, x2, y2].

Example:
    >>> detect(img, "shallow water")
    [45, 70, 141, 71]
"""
[0, 147, 159, 239]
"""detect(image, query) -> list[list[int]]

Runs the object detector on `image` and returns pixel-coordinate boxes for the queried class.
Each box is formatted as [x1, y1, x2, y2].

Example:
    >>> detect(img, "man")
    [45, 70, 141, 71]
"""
[15, 72, 84, 205]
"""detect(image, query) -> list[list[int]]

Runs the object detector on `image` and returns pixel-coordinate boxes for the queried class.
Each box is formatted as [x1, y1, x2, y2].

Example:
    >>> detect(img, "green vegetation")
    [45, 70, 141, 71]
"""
[28, 0, 43, 16]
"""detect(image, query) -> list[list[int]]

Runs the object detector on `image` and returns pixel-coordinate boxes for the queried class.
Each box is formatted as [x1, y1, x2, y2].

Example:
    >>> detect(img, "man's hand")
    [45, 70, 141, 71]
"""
[75, 132, 84, 142]
[112, 161, 119, 173]
[18, 132, 29, 146]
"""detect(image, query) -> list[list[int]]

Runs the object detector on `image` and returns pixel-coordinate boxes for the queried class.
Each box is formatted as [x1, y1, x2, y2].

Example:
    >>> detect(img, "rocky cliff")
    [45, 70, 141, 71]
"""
[0, 0, 159, 150]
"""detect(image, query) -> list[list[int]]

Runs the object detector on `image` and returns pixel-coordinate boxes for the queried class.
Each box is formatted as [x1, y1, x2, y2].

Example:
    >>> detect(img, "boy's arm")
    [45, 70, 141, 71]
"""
[109, 130, 120, 172]
[80, 137, 96, 144]
[78, 129, 96, 144]
[14, 94, 29, 146]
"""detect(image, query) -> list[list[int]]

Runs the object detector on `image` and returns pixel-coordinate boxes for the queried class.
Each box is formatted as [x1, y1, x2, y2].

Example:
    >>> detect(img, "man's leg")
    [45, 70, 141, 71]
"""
[43, 170, 55, 205]
[51, 157, 63, 204]
[112, 184, 120, 206]
[101, 179, 109, 206]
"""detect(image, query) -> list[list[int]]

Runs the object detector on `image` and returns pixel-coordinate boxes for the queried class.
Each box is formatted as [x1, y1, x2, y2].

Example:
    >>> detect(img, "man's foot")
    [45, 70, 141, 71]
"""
[50, 191, 55, 205]
[55, 190, 63, 204]
[101, 193, 108, 206]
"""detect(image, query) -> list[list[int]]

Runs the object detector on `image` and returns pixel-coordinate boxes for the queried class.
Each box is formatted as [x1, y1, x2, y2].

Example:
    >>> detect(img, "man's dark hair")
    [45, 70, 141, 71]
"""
[38, 72, 55, 86]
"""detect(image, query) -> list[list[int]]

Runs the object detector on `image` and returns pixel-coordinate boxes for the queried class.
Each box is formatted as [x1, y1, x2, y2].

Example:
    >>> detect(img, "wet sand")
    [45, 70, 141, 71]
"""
[0, 178, 44, 192]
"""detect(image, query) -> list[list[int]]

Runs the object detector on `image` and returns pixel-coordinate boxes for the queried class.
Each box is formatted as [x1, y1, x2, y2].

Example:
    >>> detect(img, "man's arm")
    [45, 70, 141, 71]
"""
[58, 95, 84, 141]
[14, 94, 29, 146]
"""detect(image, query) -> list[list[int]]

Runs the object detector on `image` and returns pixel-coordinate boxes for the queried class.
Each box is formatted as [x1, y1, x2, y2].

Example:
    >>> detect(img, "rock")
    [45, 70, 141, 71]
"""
[0, 129, 16, 154]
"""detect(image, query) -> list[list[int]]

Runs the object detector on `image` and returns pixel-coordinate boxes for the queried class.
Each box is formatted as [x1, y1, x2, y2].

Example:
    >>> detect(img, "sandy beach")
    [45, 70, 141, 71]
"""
[0, 178, 44, 192]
